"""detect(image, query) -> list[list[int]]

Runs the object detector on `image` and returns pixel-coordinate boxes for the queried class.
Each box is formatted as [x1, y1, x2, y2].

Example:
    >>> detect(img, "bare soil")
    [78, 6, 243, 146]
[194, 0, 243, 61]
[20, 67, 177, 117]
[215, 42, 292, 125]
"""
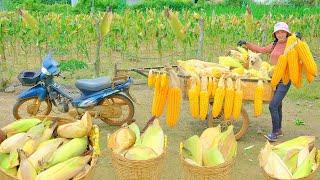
[0, 84, 319, 180]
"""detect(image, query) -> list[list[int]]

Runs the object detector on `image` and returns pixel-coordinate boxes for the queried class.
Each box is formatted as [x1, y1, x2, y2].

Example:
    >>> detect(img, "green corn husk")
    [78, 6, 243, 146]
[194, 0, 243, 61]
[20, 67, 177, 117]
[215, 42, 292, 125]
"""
[1, 118, 41, 136]
[100, 9, 113, 38]
[182, 135, 202, 166]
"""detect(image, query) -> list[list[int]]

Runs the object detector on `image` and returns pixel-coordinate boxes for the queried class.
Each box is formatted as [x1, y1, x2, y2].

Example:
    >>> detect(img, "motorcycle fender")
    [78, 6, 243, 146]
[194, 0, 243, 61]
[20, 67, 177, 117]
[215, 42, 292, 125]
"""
[117, 91, 135, 104]
[17, 85, 47, 101]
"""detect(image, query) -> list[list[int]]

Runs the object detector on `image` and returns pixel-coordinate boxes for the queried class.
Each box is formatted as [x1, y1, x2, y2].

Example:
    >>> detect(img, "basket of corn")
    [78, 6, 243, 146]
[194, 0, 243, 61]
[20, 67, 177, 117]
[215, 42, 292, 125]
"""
[259, 136, 319, 180]
[180, 125, 237, 180]
[0, 112, 100, 180]
[107, 118, 167, 180]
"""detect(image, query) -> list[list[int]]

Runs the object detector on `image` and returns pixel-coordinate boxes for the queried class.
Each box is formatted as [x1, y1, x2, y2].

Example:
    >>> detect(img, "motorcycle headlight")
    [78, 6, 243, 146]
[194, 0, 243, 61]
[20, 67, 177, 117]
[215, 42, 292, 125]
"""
[41, 67, 51, 75]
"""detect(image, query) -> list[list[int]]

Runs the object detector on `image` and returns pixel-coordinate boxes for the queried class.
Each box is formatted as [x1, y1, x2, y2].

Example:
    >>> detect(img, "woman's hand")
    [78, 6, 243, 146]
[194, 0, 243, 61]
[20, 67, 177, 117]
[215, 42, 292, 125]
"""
[237, 40, 247, 46]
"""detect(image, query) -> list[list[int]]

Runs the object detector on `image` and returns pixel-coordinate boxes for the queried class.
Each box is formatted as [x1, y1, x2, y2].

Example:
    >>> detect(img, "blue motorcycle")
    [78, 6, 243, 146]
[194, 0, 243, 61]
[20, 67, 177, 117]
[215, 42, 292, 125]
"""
[13, 53, 135, 126]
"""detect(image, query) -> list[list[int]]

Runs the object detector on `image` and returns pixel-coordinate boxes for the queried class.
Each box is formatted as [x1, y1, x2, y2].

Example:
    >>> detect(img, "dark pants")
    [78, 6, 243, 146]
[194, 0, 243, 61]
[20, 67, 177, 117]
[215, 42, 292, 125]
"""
[269, 82, 291, 133]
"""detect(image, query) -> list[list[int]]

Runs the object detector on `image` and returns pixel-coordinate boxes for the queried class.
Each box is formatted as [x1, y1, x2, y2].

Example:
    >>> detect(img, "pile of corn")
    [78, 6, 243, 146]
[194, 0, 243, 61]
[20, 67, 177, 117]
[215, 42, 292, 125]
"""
[271, 34, 318, 88]
[148, 69, 182, 127]
[259, 136, 319, 179]
[108, 119, 166, 160]
[180, 125, 237, 166]
[0, 112, 99, 180]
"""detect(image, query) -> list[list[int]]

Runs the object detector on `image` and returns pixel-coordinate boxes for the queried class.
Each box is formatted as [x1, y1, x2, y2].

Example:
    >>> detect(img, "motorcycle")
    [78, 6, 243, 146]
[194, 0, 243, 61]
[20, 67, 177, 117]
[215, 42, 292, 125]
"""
[13, 53, 135, 126]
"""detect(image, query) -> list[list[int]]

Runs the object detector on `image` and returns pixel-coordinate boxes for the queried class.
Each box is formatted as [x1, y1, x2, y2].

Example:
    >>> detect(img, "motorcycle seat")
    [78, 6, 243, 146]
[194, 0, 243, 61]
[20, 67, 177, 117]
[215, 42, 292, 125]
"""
[75, 76, 112, 92]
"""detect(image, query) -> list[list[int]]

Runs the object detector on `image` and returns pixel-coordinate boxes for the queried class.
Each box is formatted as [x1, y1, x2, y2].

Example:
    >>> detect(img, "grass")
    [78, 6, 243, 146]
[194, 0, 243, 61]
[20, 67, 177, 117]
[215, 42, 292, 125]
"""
[287, 80, 320, 100]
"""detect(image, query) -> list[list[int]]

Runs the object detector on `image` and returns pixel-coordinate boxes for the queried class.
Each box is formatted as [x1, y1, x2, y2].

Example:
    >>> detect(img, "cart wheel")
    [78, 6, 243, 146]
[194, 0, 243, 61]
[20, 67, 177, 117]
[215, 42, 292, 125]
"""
[98, 94, 134, 126]
[13, 97, 52, 120]
[207, 107, 249, 140]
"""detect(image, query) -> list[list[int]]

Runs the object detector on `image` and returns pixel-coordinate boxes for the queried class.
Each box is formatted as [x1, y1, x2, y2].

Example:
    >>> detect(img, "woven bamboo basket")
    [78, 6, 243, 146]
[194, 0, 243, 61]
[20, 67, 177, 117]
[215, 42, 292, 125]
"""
[110, 134, 167, 180]
[241, 79, 273, 102]
[0, 115, 98, 180]
[261, 148, 319, 180]
[180, 156, 235, 180]
[261, 167, 318, 180]
[111, 150, 166, 180]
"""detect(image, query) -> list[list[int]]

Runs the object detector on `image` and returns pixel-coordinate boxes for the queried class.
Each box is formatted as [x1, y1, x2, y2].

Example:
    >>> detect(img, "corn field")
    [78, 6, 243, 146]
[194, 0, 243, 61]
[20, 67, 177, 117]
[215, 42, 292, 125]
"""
[0, 8, 319, 85]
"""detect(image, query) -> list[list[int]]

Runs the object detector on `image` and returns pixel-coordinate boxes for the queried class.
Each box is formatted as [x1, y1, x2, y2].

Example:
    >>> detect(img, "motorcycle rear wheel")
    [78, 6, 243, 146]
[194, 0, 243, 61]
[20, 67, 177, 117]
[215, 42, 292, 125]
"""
[99, 94, 134, 126]
[13, 97, 52, 120]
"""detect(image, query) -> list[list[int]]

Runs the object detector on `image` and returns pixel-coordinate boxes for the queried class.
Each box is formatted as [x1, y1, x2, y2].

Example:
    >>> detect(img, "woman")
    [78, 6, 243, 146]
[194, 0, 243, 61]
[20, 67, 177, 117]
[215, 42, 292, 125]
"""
[238, 22, 300, 142]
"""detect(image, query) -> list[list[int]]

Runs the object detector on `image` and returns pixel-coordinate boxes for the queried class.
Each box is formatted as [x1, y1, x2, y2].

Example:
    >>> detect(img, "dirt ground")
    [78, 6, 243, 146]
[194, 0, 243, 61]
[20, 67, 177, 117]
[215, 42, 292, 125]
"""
[0, 84, 319, 180]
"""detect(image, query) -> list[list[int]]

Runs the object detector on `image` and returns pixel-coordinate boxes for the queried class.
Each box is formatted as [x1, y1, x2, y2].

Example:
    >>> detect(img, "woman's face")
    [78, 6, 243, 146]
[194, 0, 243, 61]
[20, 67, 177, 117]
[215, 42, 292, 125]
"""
[275, 30, 288, 42]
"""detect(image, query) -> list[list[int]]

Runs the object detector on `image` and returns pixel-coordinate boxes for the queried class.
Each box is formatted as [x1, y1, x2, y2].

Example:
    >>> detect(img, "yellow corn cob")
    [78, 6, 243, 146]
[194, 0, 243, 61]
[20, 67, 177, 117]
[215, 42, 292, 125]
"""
[212, 77, 225, 118]
[147, 70, 155, 87]
[196, 78, 201, 95]
[303, 64, 315, 83]
[151, 74, 161, 116]
[271, 55, 288, 87]
[153, 73, 169, 117]
[211, 77, 217, 97]
[166, 79, 182, 128]
[254, 80, 264, 117]
[166, 70, 182, 127]
[232, 79, 243, 120]
[207, 77, 213, 96]
[188, 86, 199, 118]
[160, 73, 169, 88]
[295, 40, 317, 76]
[35, 155, 91, 180]
[293, 60, 303, 88]
[100, 8, 113, 38]
[89, 125, 100, 157]
[199, 77, 209, 121]
[224, 78, 235, 121]
[282, 66, 290, 85]
[287, 48, 300, 86]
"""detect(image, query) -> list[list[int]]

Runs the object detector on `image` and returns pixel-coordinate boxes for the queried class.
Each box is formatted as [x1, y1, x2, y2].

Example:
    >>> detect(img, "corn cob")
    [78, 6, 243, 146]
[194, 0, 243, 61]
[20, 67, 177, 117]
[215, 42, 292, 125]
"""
[188, 86, 199, 119]
[212, 77, 225, 118]
[151, 74, 161, 116]
[294, 60, 303, 88]
[147, 70, 156, 87]
[254, 80, 264, 117]
[287, 48, 300, 87]
[57, 112, 92, 138]
[282, 66, 290, 85]
[207, 77, 213, 96]
[0, 153, 17, 176]
[47, 137, 88, 167]
[295, 40, 317, 76]
[199, 77, 209, 121]
[29, 138, 66, 172]
[89, 125, 100, 157]
[211, 77, 218, 97]
[224, 78, 235, 121]
[154, 73, 169, 117]
[166, 70, 182, 127]
[166, 87, 182, 127]
[1, 118, 41, 136]
[160, 73, 169, 88]
[271, 55, 288, 87]
[17, 149, 37, 180]
[303, 65, 315, 83]
[0, 133, 28, 153]
[232, 79, 243, 120]
[100, 8, 113, 38]
[35, 155, 91, 180]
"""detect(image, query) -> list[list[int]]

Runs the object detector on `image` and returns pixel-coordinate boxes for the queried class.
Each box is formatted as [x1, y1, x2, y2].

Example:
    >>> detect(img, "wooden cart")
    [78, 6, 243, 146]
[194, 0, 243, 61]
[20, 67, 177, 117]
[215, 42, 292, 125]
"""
[114, 64, 274, 140]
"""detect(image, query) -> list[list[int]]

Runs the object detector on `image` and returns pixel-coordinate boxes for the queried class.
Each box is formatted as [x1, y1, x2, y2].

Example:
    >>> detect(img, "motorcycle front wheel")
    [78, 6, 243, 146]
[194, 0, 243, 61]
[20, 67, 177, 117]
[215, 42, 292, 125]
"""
[13, 97, 52, 120]
[98, 94, 134, 126]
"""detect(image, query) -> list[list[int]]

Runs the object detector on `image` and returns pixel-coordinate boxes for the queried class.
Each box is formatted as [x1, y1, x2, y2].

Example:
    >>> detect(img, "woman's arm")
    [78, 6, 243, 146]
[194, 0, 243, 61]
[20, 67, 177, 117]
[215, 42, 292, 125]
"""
[245, 43, 273, 54]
